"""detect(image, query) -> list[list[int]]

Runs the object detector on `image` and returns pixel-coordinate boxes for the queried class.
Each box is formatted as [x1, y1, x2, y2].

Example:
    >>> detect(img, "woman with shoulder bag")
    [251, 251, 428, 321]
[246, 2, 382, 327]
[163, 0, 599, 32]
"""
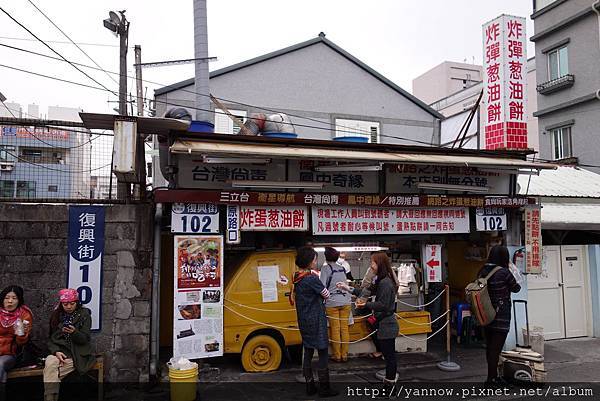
[0, 285, 33, 400]
[292, 247, 338, 398]
[44, 289, 96, 401]
[478, 245, 521, 386]
[338, 251, 399, 388]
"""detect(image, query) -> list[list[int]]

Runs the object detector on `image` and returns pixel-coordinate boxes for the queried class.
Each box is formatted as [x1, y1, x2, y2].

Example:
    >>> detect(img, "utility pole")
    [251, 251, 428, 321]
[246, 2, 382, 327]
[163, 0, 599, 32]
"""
[118, 13, 129, 116]
[134, 45, 144, 117]
[134, 45, 146, 199]
[103, 10, 131, 201]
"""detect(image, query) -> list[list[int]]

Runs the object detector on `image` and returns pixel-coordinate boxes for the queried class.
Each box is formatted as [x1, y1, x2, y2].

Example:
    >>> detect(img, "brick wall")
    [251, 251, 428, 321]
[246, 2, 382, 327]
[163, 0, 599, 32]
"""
[0, 203, 154, 382]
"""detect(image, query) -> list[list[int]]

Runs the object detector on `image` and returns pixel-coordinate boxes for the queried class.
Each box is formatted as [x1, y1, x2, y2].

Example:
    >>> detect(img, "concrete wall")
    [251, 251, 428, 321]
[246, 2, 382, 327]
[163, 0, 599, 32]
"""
[412, 61, 482, 106]
[534, 1, 600, 169]
[156, 42, 438, 144]
[0, 203, 154, 382]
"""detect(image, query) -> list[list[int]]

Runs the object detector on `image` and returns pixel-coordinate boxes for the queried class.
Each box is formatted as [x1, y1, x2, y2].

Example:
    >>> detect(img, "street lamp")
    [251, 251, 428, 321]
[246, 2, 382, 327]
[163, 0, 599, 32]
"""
[102, 10, 128, 116]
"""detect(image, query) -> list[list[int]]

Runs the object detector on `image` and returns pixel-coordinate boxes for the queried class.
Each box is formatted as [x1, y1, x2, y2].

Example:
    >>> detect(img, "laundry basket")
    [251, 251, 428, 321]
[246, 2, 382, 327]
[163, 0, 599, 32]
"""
[522, 326, 544, 355]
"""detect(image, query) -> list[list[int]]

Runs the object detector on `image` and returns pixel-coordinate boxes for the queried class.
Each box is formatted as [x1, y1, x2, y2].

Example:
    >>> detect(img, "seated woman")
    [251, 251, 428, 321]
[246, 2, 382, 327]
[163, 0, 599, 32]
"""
[44, 289, 95, 401]
[0, 285, 32, 400]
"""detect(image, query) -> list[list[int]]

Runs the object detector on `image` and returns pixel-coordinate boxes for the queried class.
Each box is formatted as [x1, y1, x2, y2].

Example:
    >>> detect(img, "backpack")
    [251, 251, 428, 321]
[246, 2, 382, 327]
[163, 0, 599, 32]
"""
[325, 263, 348, 293]
[465, 266, 503, 326]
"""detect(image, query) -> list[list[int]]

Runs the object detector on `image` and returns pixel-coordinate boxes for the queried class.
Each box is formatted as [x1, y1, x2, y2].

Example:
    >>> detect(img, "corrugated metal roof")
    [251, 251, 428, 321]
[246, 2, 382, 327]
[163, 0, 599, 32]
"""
[171, 140, 554, 169]
[518, 166, 600, 198]
[540, 202, 600, 230]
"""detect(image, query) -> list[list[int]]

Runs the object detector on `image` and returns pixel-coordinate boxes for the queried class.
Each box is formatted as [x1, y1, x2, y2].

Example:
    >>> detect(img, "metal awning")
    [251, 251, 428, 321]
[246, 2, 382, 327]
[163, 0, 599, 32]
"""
[170, 140, 556, 169]
[541, 202, 600, 230]
[80, 113, 190, 134]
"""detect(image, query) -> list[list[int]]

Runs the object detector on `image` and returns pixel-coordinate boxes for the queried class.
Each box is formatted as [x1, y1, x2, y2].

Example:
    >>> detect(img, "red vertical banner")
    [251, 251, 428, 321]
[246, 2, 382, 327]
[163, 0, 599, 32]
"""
[483, 15, 528, 150]
[525, 206, 542, 274]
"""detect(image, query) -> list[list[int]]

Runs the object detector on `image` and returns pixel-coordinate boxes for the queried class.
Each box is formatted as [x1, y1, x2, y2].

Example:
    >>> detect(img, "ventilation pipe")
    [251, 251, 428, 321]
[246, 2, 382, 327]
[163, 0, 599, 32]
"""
[193, 0, 212, 124]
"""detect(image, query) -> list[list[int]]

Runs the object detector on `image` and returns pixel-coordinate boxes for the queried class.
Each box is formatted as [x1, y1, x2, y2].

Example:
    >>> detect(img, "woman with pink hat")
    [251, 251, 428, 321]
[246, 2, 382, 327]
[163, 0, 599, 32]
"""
[43, 289, 95, 401]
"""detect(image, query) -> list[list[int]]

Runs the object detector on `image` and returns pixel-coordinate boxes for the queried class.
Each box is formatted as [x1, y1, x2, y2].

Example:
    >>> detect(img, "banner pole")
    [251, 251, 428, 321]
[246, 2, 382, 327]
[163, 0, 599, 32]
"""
[437, 284, 461, 371]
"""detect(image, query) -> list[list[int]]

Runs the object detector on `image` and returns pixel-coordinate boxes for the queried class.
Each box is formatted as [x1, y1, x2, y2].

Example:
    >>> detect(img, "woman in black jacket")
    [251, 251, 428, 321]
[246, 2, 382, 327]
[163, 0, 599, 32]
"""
[338, 251, 399, 386]
[478, 245, 521, 385]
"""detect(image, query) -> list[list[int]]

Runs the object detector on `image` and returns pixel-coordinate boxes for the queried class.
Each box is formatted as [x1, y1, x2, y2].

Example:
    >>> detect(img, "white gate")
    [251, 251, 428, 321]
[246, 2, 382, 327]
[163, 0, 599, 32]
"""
[527, 245, 590, 340]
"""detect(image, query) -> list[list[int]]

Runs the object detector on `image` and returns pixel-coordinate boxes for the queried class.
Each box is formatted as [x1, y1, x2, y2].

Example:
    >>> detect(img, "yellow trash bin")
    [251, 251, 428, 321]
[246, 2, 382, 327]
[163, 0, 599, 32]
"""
[168, 364, 198, 401]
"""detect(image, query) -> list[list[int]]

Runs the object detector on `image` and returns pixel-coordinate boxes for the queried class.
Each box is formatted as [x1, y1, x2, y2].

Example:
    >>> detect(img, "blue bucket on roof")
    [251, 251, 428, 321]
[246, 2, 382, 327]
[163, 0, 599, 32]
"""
[333, 136, 369, 143]
[189, 120, 214, 133]
[262, 132, 298, 139]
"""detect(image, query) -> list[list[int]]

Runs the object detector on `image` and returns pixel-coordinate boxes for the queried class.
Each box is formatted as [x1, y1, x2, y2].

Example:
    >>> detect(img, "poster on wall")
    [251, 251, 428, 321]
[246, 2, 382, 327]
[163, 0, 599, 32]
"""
[67, 205, 105, 331]
[524, 206, 542, 274]
[173, 235, 224, 359]
[423, 244, 442, 283]
[312, 206, 469, 235]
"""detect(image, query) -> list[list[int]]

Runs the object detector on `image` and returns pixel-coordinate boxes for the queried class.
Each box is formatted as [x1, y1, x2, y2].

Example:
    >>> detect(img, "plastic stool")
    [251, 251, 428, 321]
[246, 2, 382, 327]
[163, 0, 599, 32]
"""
[451, 303, 471, 344]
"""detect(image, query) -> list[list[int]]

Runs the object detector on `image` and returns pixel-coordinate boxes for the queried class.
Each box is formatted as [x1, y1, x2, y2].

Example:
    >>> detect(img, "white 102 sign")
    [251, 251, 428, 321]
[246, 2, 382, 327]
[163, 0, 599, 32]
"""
[475, 207, 507, 232]
[171, 203, 220, 234]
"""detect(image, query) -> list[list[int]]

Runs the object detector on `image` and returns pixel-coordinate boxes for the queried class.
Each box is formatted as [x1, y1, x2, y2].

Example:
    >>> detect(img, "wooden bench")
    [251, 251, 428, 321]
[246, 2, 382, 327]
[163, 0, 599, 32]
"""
[7, 355, 104, 400]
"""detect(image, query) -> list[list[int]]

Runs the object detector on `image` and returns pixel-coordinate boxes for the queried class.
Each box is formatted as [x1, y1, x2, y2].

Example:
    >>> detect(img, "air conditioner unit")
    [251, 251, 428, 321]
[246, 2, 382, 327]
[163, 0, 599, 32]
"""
[0, 162, 15, 172]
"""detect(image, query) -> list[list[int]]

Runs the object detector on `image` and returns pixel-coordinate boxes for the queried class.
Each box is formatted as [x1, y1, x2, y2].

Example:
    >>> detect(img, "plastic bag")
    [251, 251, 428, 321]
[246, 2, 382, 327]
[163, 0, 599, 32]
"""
[168, 356, 197, 370]
[509, 262, 525, 286]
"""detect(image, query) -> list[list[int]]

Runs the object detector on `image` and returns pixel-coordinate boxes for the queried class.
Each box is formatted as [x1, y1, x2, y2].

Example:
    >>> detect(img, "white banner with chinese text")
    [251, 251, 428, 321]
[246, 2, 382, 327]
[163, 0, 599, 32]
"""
[311, 207, 470, 235]
[483, 15, 528, 150]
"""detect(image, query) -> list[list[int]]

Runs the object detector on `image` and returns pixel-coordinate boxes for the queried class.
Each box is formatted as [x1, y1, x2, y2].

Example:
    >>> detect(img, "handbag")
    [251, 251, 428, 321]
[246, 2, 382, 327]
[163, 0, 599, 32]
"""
[14, 339, 43, 368]
[366, 314, 378, 330]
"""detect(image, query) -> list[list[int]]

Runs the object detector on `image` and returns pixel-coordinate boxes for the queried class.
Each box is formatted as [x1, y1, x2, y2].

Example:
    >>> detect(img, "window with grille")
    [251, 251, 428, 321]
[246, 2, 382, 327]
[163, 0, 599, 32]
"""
[0, 146, 16, 162]
[335, 118, 380, 143]
[0, 180, 14, 198]
[548, 46, 568, 81]
[214, 108, 247, 134]
[16, 181, 35, 198]
[551, 126, 572, 160]
[19, 147, 65, 164]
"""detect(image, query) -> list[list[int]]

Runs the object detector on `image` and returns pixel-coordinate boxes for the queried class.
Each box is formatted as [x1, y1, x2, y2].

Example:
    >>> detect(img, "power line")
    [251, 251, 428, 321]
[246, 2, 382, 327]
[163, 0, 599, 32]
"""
[0, 61, 552, 157]
[26, 0, 119, 87]
[0, 5, 118, 97]
[0, 41, 442, 143]
[0, 99, 107, 150]
[0, 35, 118, 47]
[1, 147, 111, 173]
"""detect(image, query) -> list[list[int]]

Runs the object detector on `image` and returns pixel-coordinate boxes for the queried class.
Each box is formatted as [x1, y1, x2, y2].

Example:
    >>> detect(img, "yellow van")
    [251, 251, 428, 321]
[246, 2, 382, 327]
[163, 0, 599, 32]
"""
[223, 250, 431, 372]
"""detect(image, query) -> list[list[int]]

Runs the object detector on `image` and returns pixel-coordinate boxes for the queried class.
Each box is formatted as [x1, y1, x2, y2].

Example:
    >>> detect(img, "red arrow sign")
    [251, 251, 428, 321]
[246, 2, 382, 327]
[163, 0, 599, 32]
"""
[426, 259, 440, 269]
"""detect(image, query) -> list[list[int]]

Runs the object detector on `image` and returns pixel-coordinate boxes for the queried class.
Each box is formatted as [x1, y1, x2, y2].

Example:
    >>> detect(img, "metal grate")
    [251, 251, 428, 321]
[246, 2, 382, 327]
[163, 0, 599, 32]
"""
[0, 124, 146, 202]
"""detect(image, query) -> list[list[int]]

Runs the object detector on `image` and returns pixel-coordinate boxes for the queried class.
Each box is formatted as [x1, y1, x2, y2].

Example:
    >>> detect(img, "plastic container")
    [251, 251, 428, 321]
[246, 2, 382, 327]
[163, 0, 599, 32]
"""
[261, 132, 298, 139]
[522, 327, 544, 355]
[333, 136, 369, 143]
[168, 364, 198, 401]
[189, 121, 214, 133]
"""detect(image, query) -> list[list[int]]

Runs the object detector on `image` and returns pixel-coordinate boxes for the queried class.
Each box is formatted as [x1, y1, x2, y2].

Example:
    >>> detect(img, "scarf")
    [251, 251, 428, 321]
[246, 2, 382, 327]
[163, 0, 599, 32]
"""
[288, 270, 312, 306]
[0, 305, 32, 328]
[61, 311, 77, 343]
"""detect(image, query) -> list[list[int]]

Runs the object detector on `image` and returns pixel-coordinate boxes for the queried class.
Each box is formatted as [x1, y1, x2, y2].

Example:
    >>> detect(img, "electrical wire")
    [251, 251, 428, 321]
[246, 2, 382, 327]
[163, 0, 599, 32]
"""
[1, 45, 588, 164]
[3, 41, 584, 157]
[0, 99, 108, 150]
[0, 147, 111, 173]
[0, 35, 118, 47]
[0, 41, 433, 143]
[26, 0, 119, 86]
[0, 5, 118, 97]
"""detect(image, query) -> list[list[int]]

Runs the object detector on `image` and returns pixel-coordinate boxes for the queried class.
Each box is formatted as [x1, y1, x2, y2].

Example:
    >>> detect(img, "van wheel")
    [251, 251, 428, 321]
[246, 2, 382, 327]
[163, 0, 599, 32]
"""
[241, 335, 282, 372]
